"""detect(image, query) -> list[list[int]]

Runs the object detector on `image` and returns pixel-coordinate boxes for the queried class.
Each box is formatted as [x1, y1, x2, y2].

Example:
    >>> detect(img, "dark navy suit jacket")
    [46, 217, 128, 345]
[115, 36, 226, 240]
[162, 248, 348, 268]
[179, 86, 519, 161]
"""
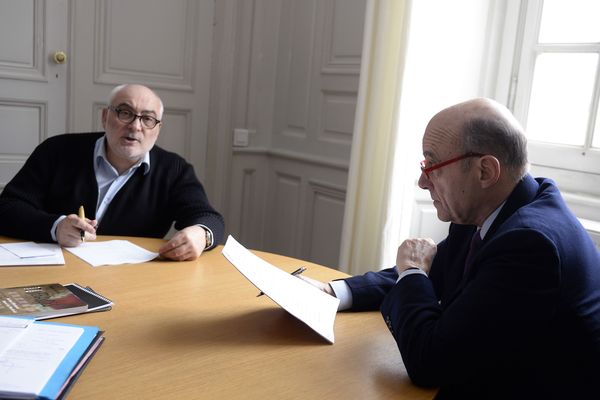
[0, 133, 224, 247]
[346, 175, 600, 399]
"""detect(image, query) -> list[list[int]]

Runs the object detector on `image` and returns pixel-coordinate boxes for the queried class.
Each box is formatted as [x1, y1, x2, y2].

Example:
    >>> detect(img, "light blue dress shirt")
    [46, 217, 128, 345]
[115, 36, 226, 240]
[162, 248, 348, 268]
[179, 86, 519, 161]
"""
[93, 136, 150, 223]
[50, 136, 148, 240]
[51, 136, 214, 247]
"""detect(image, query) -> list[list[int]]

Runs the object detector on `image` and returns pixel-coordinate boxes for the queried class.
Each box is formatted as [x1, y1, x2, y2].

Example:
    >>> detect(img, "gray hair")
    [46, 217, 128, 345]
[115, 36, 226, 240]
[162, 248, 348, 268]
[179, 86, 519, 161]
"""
[461, 115, 529, 182]
[108, 84, 164, 119]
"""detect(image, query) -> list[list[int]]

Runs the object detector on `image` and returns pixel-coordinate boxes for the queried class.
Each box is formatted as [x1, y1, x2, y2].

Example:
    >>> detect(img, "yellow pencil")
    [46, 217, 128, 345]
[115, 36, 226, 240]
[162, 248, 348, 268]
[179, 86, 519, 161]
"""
[78, 205, 85, 242]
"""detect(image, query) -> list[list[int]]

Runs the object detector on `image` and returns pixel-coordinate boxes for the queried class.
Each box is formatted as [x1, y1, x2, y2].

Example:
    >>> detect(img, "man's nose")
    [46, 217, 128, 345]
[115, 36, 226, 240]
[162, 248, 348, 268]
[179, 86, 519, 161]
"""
[418, 171, 430, 190]
[128, 116, 143, 130]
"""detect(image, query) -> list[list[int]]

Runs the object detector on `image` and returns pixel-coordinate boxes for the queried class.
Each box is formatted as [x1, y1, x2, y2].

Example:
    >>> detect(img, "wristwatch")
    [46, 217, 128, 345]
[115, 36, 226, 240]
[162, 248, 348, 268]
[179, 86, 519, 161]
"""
[204, 227, 213, 249]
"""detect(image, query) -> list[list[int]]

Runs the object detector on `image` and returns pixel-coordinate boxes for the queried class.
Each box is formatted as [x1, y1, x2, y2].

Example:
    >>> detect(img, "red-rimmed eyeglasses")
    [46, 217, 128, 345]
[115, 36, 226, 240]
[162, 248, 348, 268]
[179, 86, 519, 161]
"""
[420, 152, 484, 179]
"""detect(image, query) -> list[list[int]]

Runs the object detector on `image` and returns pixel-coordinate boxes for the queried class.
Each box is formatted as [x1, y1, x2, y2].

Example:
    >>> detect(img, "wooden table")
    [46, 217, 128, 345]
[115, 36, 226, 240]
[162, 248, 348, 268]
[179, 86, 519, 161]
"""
[0, 236, 436, 399]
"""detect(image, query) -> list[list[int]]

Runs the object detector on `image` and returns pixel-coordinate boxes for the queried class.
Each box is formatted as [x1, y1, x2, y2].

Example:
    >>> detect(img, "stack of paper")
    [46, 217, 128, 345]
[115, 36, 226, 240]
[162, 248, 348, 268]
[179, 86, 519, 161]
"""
[0, 242, 65, 266]
[0, 316, 103, 400]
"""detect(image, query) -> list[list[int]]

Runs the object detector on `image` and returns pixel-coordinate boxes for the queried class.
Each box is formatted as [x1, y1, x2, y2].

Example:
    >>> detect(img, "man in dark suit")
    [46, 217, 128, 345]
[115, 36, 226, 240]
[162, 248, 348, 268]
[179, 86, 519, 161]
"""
[0, 84, 224, 261]
[302, 98, 600, 398]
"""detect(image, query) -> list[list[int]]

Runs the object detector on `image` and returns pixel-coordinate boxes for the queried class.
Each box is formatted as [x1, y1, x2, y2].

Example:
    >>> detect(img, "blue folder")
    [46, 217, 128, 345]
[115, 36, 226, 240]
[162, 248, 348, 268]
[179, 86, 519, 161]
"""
[0, 318, 102, 400]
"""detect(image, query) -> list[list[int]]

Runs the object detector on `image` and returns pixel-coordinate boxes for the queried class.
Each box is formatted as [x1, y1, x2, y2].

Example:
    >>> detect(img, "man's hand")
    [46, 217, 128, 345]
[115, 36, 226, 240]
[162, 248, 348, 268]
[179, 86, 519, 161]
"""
[57, 214, 97, 247]
[395, 238, 437, 275]
[296, 274, 336, 297]
[159, 225, 206, 261]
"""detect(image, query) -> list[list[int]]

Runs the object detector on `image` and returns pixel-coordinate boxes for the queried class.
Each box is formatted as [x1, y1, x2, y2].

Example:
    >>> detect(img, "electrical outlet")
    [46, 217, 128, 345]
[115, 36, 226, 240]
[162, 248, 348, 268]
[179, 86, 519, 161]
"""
[233, 128, 249, 147]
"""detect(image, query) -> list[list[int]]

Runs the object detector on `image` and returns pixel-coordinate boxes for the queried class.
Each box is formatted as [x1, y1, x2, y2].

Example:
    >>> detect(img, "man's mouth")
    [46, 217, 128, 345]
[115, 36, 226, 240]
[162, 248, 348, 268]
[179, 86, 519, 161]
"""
[123, 136, 140, 143]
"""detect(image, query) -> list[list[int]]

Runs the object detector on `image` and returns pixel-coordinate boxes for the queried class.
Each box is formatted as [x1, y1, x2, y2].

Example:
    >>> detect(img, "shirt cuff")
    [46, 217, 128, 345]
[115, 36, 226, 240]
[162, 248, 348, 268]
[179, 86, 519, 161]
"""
[51, 215, 67, 242]
[329, 280, 353, 311]
[396, 267, 428, 282]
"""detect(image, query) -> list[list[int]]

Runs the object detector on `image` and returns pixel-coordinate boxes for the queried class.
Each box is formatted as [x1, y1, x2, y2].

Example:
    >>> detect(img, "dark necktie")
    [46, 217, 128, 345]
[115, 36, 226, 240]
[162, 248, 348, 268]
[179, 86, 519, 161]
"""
[464, 229, 482, 276]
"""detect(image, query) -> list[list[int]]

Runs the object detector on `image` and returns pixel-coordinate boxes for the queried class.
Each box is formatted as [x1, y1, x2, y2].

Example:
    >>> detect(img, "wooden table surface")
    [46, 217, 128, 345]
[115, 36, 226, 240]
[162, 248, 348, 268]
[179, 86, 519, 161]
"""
[0, 236, 436, 399]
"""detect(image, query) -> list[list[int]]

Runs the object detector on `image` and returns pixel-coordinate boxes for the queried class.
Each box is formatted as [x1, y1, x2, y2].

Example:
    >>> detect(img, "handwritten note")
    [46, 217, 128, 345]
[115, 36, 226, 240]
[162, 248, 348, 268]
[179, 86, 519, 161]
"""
[0, 317, 33, 358]
[0, 318, 83, 396]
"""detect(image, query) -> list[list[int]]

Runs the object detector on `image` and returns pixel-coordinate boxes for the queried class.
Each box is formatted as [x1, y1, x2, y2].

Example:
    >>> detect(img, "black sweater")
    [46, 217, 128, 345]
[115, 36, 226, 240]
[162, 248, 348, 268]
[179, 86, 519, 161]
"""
[0, 133, 224, 247]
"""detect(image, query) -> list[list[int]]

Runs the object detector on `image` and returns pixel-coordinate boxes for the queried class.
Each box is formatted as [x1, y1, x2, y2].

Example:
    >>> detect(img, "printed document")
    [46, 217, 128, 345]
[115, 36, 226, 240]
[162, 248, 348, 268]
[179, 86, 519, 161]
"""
[222, 235, 340, 343]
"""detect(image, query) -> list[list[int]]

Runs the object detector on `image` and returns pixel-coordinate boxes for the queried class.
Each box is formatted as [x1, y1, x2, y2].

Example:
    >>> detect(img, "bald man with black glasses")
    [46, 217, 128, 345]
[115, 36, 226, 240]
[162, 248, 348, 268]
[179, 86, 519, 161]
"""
[0, 84, 224, 261]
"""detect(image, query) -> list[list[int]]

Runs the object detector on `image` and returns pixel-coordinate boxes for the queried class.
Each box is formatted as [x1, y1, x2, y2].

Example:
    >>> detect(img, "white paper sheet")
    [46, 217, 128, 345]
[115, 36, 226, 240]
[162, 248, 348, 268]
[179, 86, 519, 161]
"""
[0, 319, 83, 396]
[0, 242, 56, 258]
[0, 243, 65, 266]
[221, 235, 340, 343]
[64, 240, 158, 267]
[0, 317, 34, 358]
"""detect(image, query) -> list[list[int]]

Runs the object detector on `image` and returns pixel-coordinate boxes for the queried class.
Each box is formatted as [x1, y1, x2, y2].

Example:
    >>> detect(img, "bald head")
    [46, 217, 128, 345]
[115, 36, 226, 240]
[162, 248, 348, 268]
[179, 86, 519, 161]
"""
[428, 98, 529, 182]
[108, 84, 164, 119]
[419, 98, 529, 225]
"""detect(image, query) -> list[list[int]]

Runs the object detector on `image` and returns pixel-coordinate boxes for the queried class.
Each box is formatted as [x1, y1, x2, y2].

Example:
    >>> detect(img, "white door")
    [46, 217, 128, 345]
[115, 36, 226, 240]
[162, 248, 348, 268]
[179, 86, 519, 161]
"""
[0, 0, 214, 192]
[68, 0, 214, 180]
[0, 0, 69, 190]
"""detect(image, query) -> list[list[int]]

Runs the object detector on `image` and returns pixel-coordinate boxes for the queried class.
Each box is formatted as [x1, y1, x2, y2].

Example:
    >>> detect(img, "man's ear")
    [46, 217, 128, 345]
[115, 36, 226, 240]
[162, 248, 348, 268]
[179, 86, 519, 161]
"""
[479, 155, 500, 188]
[101, 108, 108, 130]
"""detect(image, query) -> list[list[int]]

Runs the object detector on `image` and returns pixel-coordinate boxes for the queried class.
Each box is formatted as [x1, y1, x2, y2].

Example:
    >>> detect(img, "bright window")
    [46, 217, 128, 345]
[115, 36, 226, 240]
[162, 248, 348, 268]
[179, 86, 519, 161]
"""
[511, 0, 600, 175]
[526, 53, 596, 146]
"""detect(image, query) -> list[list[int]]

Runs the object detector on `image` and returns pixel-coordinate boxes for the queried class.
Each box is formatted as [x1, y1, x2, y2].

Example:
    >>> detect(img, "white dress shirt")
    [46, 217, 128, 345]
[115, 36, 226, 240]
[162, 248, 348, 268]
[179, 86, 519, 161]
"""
[331, 203, 505, 311]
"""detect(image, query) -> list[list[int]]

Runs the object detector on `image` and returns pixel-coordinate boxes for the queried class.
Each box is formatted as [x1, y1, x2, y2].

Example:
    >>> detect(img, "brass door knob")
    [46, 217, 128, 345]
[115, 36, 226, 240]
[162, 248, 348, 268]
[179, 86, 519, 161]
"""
[53, 51, 67, 64]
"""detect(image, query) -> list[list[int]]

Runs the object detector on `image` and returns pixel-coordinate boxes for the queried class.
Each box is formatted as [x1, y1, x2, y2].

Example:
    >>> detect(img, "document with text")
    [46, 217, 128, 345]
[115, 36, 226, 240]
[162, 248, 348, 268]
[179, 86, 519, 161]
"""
[222, 235, 340, 343]
[0, 316, 102, 400]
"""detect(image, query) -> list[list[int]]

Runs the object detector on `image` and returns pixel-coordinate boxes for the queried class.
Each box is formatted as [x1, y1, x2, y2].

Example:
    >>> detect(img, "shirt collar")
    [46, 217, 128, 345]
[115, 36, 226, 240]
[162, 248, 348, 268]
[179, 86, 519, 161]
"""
[479, 201, 505, 239]
[94, 135, 150, 175]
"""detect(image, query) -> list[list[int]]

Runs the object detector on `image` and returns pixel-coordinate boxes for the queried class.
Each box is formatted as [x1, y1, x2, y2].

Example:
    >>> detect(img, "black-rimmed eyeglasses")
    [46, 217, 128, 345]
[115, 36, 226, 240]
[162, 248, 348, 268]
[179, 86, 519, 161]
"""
[420, 152, 484, 179]
[108, 106, 161, 129]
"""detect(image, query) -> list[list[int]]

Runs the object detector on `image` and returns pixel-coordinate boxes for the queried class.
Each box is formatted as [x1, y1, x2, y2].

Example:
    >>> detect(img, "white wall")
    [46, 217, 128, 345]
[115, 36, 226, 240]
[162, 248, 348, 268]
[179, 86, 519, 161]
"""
[389, 0, 498, 264]
[209, 0, 367, 268]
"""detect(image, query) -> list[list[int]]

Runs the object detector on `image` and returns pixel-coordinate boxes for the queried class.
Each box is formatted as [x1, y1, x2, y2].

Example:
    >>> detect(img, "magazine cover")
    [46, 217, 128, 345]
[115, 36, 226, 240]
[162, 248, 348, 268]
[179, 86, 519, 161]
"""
[0, 283, 88, 318]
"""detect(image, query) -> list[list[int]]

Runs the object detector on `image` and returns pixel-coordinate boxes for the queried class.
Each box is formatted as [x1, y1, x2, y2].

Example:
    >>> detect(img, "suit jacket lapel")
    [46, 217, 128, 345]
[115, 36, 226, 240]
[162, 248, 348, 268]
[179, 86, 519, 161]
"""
[442, 174, 540, 307]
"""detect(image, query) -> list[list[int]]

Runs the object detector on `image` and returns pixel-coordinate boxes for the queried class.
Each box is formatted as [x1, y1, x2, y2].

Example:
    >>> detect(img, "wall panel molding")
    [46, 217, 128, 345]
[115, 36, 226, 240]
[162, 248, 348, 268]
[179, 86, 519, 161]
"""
[226, 0, 365, 267]
[304, 179, 346, 267]
[233, 147, 349, 171]
[229, 149, 349, 266]
[156, 107, 193, 159]
[239, 167, 258, 242]
[0, 99, 47, 149]
[320, 0, 364, 75]
[280, 0, 318, 136]
[0, 99, 47, 188]
[91, 102, 106, 131]
[93, 0, 197, 90]
[319, 90, 356, 145]
[268, 171, 302, 255]
[0, 0, 46, 82]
